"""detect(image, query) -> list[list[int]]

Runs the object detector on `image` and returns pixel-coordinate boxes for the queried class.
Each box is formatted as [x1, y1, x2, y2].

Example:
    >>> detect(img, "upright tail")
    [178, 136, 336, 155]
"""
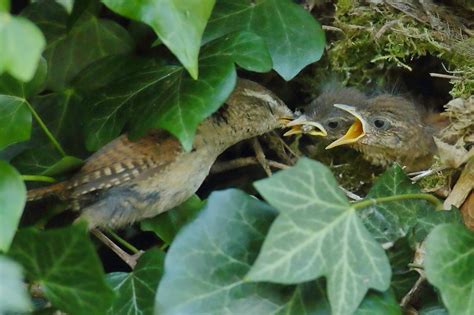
[27, 181, 68, 202]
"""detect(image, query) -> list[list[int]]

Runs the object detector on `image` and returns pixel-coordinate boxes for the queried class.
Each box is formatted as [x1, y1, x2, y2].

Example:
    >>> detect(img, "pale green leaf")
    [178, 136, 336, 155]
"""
[248, 158, 391, 315]
[0, 95, 31, 150]
[0, 57, 47, 98]
[425, 224, 474, 315]
[0, 256, 31, 314]
[0, 161, 26, 252]
[156, 189, 329, 315]
[102, 0, 215, 79]
[0, 13, 45, 81]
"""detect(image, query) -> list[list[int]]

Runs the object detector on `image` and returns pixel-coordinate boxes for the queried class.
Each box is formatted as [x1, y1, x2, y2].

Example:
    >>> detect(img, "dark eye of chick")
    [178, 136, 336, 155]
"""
[373, 118, 389, 129]
[327, 121, 339, 129]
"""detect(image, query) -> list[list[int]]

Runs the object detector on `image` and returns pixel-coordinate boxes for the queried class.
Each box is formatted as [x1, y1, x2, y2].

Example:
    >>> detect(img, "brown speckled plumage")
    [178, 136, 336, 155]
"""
[27, 79, 293, 228]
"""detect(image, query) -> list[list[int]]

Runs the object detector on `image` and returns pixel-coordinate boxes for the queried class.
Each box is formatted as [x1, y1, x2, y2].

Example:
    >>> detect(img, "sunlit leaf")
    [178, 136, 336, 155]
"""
[0, 12, 45, 81]
[204, 0, 325, 80]
[0, 95, 31, 150]
[425, 224, 474, 315]
[0, 57, 47, 98]
[248, 158, 391, 315]
[156, 189, 330, 315]
[102, 0, 216, 79]
[9, 224, 115, 315]
[0, 161, 26, 252]
[0, 256, 31, 314]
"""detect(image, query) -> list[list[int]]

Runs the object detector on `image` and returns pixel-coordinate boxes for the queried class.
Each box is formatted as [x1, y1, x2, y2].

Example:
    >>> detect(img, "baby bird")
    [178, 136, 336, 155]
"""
[27, 79, 294, 229]
[285, 85, 369, 141]
[326, 94, 438, 172]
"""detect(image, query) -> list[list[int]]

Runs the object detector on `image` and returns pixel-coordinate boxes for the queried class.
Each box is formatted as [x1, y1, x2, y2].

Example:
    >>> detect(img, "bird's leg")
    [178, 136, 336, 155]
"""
[252, 138, 272, 176]
[91, 229, 143, 269]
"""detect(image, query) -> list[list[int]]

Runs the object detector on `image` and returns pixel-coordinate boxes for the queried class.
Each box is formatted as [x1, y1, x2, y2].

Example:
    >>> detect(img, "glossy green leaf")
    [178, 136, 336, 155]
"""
[85, 56, 236, 151]
[204, 0, 325, 80]
[360, 165, 433, 244]
[0, 12, 45, 81]
[248, 158, 391, 315]
[354, 290, 401, 315]
[9, 224, 115, 315]
[24, 0, 133, 90]
[0, 57, 47, 98]
[140, 195, 205, 244]
[0, 0, 9, 13]
[102, 0, 216, 79]
[156, 189, 330, 315]
[201, 31, 272, 72]
[425, 224, 474, 315]
[419, 305, 449, 315]
[0, 256, 31, 314]
[0, 161, 26, 252]
[107, 249, 165, 315]
[0, 95, 31, 150]
[386, 238, 418, 300]
[56, 0, 73, 13]
[410, 207, 462, 244]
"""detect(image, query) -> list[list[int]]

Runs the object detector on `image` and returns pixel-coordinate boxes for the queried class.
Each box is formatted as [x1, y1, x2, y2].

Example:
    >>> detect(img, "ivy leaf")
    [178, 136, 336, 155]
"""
[204, 0, 325, 80]
[359, 165, 433, 244]
[355, 290, 401, 315]
[8, 224, 115, 315]
[410, 207, 462, 244]
[140, 195, 205, 244]
[102, 0, 215, 79]
[0, 256, 32, 314]
[0, 95, 31, 150]
[107, 249, 165, 315]
[156, 189, 330, 314]
[425, 224, 474, 315]
[0, 57, 47, 98]
[0, 12, 46, 81]
[23, 0, 133, 91]
[248, 158, 391, 315]
[386, 238, 418, 300]
[0, 161, 26, 252]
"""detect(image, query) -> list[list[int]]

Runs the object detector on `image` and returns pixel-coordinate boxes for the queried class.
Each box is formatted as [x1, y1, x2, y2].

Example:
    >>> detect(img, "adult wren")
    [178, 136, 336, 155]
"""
[27, 79, 295, 229]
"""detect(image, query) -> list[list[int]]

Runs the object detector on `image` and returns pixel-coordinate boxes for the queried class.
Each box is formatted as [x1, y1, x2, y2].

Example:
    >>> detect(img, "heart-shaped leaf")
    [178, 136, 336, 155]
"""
[107, 249, 165, 315]
[0, 256, 31, 314]
[102, 0, 216, 79]
[425, 224, 474, 315]
[23, 0, 133, 90]
[8, 224, 115, 315]
[156, 189, 330, 315]
[355, 290, 401, 315]
[248, 158, 391, 315]
[0, 95, 31, 150]
[204, 0, 325, 80]
[0, 162, 26, 252]
[0, 12, 45, 81]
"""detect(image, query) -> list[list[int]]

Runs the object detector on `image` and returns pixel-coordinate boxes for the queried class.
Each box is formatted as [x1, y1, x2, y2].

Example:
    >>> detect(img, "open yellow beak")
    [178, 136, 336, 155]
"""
[283, 115, 328, 137]
[325, 104, 367, 149]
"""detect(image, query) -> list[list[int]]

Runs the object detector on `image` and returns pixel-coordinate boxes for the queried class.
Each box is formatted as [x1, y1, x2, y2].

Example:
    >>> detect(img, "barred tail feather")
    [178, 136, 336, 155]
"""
[27, 182, 68, 201]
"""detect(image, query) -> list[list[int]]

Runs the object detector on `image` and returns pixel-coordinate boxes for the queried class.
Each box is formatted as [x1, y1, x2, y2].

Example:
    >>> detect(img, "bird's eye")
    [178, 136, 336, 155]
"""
[327, 121, 339, 129]
[372, 118, 390, 130]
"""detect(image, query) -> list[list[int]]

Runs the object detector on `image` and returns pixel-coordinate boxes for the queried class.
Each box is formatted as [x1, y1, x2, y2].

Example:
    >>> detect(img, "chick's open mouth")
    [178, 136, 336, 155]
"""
[282, 115, 328, 137]
[325, 104, 367, 149]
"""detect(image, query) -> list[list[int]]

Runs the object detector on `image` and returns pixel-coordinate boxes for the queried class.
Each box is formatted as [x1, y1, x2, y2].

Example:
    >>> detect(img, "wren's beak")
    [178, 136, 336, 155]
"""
[283, 115, 328, 137]
[325, 104, 367, 149]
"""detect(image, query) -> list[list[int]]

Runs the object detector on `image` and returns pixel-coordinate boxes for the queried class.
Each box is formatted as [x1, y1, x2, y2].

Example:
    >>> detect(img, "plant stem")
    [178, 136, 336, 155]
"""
[352, 193, 443, 210]
[105, 228, 140, 254]
[21, 175, 56, 183]
[24, 99, 66, 157]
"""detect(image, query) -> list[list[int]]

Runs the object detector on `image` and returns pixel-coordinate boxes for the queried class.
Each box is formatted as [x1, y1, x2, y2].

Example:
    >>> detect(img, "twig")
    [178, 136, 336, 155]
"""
[322, 25, 344, 33]
[210, 157, 290, 174]
[400, 276, 426, 310]
[338, 186, 362, 201]
[252, 138, 272, 176]
[91, 229, 142, 269]
[429, 72, 464, 80]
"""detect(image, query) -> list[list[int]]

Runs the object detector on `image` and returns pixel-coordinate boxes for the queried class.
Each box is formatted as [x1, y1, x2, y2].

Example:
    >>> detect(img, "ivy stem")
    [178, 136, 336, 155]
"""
[105, 228, 140, 254]
[21, 175, 56, 183]
[23, 99, 66, 157]
[352, 193, 443, 210]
